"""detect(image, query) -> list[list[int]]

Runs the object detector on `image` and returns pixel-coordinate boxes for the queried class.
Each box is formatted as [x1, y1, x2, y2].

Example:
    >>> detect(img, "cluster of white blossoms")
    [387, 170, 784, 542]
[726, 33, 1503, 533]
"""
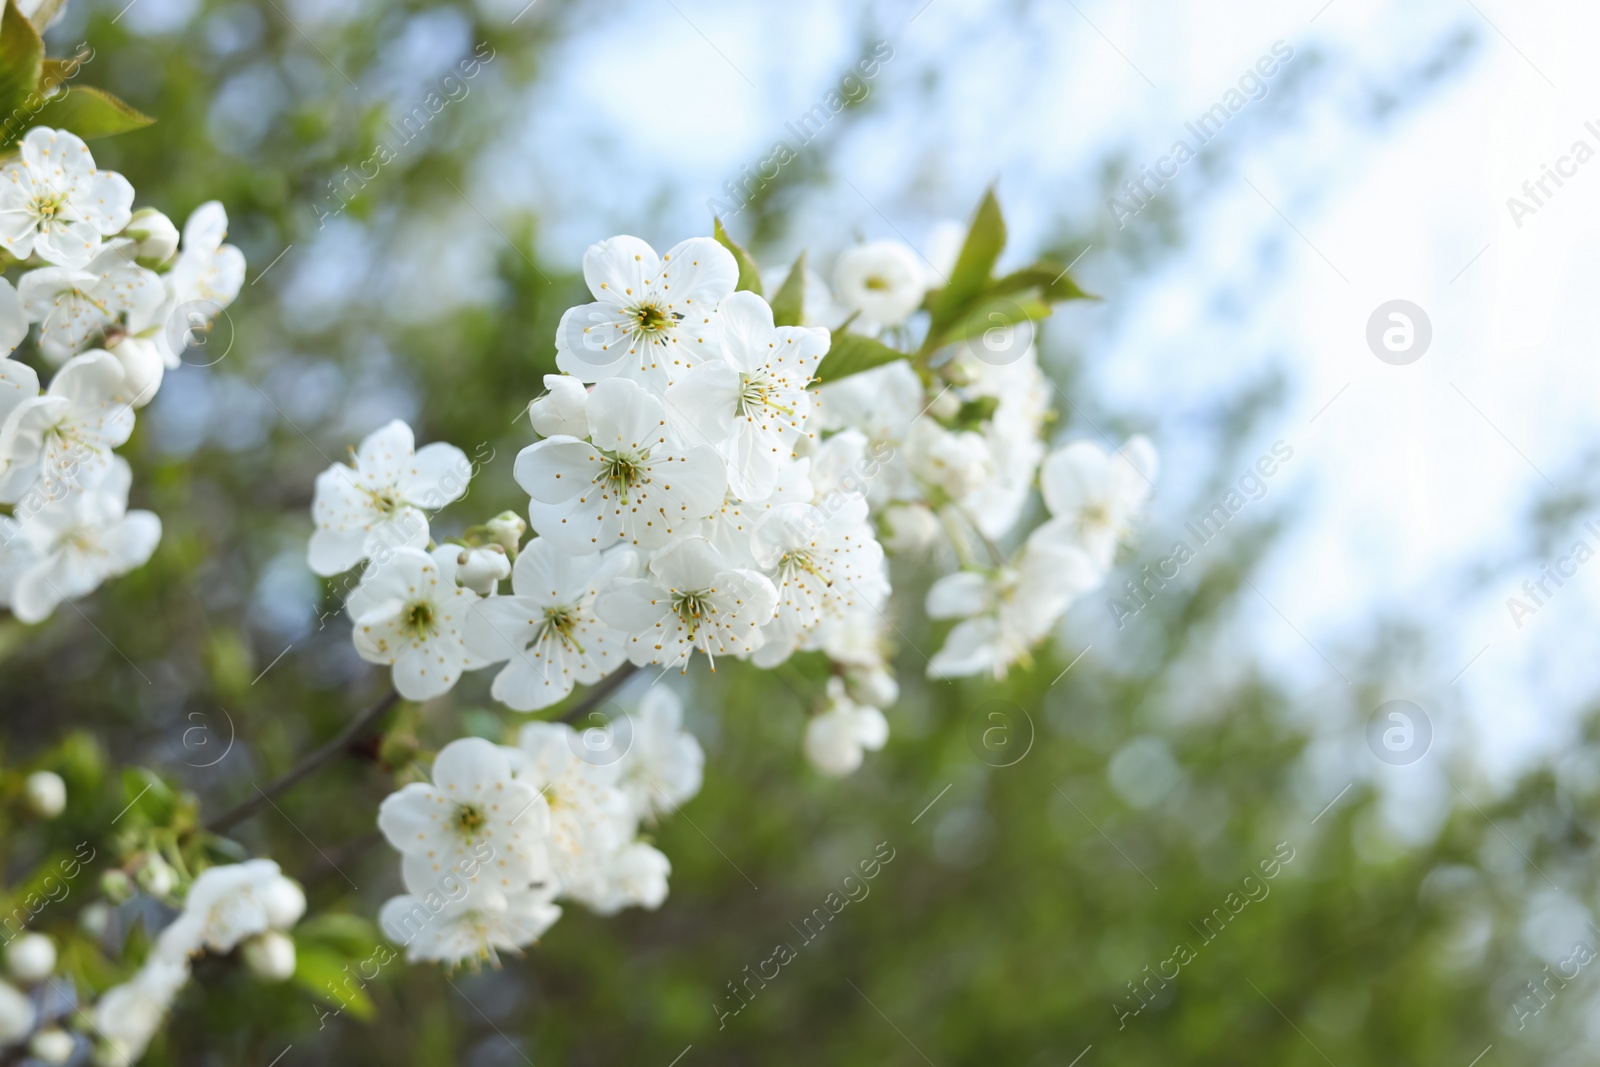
[0, 860, 303, 1066]
[0, 127, 243, 625]
[375, 689, 702, 967]
[301, 214, 1155, 964]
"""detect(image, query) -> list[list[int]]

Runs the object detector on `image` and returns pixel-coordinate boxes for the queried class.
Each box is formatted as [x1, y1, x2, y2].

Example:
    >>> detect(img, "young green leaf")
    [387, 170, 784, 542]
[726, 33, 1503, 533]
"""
[770, 250, 807, 327]
[32, 85, 153, 141]
[0, 1, 44, 150]
[940, 296, 1052, 346]
[712, 216, 763, 295]
[928, 187, 1006, 334]
[814, 332, 906, 384]
[294, 944, 377, 1020]
[991, 261, 1097, 303]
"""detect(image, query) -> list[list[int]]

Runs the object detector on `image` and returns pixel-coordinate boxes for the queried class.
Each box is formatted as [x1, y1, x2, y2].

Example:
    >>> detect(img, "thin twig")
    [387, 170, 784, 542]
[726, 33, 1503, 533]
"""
[556, 662, 640, 724]
[206, 689, 402, 834]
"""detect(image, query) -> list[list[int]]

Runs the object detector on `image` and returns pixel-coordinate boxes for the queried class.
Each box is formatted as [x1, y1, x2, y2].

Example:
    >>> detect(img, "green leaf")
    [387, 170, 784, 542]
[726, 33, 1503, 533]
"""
[712, 217, 762, 295]
[941, 295, 1052, 346]
[770, 251, 806, 327]
[814, 332, 906, 384]
[32, 85, 153, 141]
[0, 1, 44, 150]
[928, 187, 1006, 334]
[294, 944, 376, 1020]
[991, 261, 1098, 303]
[120, 768, 175, 826]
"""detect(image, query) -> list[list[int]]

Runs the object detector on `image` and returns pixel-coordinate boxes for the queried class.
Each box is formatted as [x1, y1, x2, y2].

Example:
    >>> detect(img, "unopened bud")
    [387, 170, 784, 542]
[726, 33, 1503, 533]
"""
[456, 544, 510, 595]
[241, 931, 296, 981]
[106, 335, 165, 408]
[23, 770, 65, 818]
[30, 1028, 75, 1064]
[124, 208, 179, 268]
[6, 933, 56, 983]
[485, 511, 526, 555]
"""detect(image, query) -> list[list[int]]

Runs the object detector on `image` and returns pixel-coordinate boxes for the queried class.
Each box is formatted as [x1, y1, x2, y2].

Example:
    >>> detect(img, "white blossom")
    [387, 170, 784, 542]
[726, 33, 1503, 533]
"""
[154, 859, 304, 960]
[594, 536, 778, 669]
[832, 240, 927, 329]
[926, 539, 1101, 679]
[505, 723, 634, 910]
[377, 737, 552, 890]
[19, 240, 159, 363]
[0, 457, 160, 624]
[515, 377, 726, 555]
[380, 874, 561, 967]
[614, 686, 703, 822]
[587, 842, 671, 915]
[555, 235, 736, 391]
[752, 494, 887, 643]
[804, 677, 889, 776]
[91, 956, 188, 1066]
[528, 373, 589, 438]
[348, 545, 489, 701]
[664, 290, 829, 498]
[1032, 435, 1159, 569]
[464, 539, 636, 711]
[0, 349, 134, 503]
[307, 419, 472, 576]
[0, 128, 133, 269]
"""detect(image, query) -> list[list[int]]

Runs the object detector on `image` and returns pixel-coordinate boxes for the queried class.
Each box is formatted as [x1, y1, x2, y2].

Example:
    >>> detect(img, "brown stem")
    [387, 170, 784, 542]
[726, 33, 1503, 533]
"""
[205, 689, 402, 834]
[555, 662, 640, 724]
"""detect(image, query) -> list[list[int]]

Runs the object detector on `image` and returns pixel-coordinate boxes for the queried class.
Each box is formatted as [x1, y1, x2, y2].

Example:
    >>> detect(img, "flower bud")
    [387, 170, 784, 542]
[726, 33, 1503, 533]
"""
[23, 770, 65, 818]
[456, 544, 510, 595]
[106, 335, 165, 408]
[136, 855, 174, 898]
[100, 870, 133, 903]
[79, 901, 111, 939]
[0, 980, 34, 1045]
[927, 389, 961, 420]
[123, 207, 179, 267]
[846, 667, 899, 709]
[258, 877, 306, 930]
[484, 511, 526, 555]
[30, 1028, 75, 1065]
[881, 503, 940, 555]
[5, 932, 55, 983]
[528, 374, 588, 438]
[241, 931, 296, 981]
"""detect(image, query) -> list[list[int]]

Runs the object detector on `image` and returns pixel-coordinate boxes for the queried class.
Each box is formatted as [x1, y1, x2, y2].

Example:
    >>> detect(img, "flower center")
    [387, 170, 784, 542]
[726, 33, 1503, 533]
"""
[598, 450, 647, 504]
[402, 601, 437, 638]
[539, 605, 586, 653]
[671, 590, 713, 636]
[454, 803, 486, 835]
[32, 192, 66, 221]
[778, 549, 829, 583]
[737, 372, 795, 418]
[863, 274, 891, 291]
[631, 302, 680, 341]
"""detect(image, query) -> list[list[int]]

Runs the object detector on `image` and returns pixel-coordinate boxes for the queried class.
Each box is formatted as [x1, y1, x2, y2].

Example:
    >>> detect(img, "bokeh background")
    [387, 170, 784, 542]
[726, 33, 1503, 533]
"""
[6, 0, 1600, 1062]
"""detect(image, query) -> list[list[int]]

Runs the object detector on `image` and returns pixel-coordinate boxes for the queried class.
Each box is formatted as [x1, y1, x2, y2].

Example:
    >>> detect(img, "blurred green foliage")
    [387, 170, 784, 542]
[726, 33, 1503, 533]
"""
[0, 2, 1596, 1065]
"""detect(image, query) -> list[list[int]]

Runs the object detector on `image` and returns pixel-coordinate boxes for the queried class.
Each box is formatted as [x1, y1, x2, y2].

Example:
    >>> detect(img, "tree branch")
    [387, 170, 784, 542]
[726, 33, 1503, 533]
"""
[556, 662, 641, 724]
[205, 689, 402, 834]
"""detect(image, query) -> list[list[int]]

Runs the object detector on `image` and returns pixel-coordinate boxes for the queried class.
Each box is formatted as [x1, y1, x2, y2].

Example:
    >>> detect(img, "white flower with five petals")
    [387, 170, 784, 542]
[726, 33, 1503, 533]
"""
[380, 872, 561, 967]
[0, 349, 133, 504]
[555, 235, 736, 391]
[594, 536, 778, 669]
[514, 378, 725, 555]
[307, 419, 472, 576]
[613, 687, 704, 823]
[347, 545, 489, 701]
[377, 737, 552, 889]
[1031, 435, 1158, 569]
[464, 539, 637, 711]
[663, 290, 829, 499]
[0, 128, 134, 268]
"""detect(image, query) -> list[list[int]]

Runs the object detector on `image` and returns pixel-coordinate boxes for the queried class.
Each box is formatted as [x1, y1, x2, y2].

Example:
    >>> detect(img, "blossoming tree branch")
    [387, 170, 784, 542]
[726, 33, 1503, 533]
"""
[0, 4, 1158, 1060]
